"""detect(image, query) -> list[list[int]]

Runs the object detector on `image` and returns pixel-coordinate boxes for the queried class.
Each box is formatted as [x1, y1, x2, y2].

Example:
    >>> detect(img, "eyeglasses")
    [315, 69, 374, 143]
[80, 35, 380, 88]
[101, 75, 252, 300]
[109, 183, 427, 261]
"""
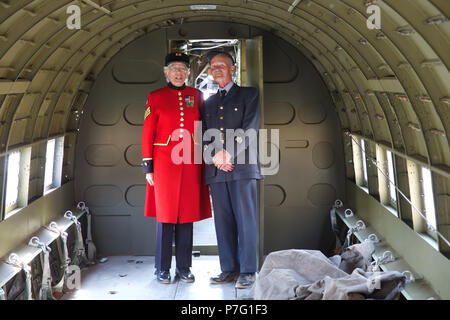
[169, 66, 188, 73]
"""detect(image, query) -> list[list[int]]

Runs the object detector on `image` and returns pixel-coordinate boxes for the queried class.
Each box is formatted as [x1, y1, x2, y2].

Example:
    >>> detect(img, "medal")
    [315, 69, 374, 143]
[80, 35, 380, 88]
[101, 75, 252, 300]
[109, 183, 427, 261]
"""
[185, 95, 194, 107]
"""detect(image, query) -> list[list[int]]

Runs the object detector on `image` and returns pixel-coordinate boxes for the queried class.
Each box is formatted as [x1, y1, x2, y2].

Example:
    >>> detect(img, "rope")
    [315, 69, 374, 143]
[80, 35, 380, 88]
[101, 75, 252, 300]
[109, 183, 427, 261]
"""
[348, 133, 450, 248]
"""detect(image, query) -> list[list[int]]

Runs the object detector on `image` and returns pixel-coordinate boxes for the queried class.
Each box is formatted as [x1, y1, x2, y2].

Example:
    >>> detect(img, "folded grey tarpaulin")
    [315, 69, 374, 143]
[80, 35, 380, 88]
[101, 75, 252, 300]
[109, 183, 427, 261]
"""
[254, 242, 406, 300]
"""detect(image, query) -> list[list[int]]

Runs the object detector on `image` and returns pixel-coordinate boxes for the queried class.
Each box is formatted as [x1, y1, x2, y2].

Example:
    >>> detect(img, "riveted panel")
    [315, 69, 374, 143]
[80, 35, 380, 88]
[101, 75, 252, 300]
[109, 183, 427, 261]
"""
[91, 104, 122, 126]
[92, 216, 131, 255]
[264, 102, 295, 125]
[263, 38, 299, 83]
[298, 100, 327, 124]
[261, 31, 344, 254]
[264, 184, 286, 207]
[125, 184, 146, 207]
[85, 144, 120, 167]
[124, 144, 142, 167]
[312, 141, 335, 169]
[123, 103, 145, 126]
[112, 59, 162, 84]
[84, 185, 123, 207]
[307, 183, 337, 207]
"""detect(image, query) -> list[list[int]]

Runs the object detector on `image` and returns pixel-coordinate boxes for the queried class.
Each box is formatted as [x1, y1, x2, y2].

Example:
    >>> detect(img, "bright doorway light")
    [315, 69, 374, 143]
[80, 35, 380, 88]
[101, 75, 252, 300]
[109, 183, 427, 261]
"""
[361, 139, 368, 184]
[44, 139, 55, 190]
[421, 167, 437, 230]
[5, 151, 21, 211]
[386, 150, 397, 202]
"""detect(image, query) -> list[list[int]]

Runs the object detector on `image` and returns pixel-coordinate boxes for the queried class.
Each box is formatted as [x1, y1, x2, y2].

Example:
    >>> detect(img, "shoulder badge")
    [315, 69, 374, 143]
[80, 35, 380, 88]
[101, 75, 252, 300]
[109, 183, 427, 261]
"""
[144, 106, 151, 120]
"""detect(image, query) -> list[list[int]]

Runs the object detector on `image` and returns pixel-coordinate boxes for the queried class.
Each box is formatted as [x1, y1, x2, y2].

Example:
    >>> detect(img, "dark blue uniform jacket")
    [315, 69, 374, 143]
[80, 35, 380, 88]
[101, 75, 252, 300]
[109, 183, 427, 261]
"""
[202, 83, 264, 185]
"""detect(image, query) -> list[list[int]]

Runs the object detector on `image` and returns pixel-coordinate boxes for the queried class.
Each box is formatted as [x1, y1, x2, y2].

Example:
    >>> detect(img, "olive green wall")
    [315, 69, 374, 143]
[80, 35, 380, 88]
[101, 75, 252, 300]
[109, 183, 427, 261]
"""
[0, 182, 74, 259]
[346, 181, 450, 299]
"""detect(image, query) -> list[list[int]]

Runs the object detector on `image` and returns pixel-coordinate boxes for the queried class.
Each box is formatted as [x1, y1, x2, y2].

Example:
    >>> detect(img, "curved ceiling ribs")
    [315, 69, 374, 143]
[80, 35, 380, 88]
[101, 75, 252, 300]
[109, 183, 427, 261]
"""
[0, 0, 448, 172]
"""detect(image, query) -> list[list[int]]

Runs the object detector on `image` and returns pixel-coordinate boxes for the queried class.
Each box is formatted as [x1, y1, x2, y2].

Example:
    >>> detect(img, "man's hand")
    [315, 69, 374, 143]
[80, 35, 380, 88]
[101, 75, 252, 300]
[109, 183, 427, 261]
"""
[213, 149, 234, 172]
[146, 173, 154, 186]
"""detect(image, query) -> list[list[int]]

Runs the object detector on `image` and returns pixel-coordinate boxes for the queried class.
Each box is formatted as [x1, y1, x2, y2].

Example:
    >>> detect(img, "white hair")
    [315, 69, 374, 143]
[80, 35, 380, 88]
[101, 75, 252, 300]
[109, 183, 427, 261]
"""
[163, 63, 190, 82]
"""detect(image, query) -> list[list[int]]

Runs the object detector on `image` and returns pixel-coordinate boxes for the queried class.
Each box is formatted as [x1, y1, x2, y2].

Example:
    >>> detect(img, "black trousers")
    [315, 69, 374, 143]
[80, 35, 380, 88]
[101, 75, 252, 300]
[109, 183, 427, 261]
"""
[209, 179, 258, 273]
[154, 221, 193, 271]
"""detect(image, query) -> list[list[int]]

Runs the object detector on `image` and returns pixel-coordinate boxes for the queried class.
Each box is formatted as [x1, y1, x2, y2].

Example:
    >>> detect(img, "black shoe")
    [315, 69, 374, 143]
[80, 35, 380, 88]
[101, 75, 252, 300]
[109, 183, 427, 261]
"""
[156, 270, 171, 284]
[235, 273, 256, 289]
[210, 271, 239, 284]
[175, 268, 195, 283]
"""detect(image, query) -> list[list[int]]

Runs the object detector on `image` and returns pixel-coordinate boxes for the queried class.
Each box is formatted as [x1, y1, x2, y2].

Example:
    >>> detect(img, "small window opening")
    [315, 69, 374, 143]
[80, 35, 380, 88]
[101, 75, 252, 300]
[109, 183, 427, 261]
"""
[386, 150, 397, 203]
[421, 167, 437, 231]
[44, 137, 64, 194]
[361, 139, 368, 185]
[5, 151, 21, 216]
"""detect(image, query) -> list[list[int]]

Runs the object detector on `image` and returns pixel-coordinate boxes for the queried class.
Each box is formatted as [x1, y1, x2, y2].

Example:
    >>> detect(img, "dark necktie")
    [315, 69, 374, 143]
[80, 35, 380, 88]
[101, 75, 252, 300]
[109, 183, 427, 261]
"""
[219, 89, 226, 98]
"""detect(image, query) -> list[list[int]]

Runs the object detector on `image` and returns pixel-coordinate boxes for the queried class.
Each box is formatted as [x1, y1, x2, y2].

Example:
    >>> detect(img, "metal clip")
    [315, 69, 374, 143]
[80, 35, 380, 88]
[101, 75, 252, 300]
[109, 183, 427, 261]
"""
[28, 236, 51, 253]
[77, 201, 86, 211]
[402, 270, 415, 283]
[354, 220, 366, 231]
[334, 199, 343, 208]
[366, 233, 379, 243]
[7, 253, 21, 266]
[344, 208, 354, 218]
[64, 210, 79, 225]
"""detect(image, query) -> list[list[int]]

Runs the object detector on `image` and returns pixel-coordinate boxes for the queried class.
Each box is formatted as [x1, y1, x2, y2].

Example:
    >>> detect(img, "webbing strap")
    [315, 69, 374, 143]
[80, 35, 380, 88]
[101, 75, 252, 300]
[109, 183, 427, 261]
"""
[6, 253, 33, 300]
[77, 202, 96, 263]
[29, 237, 54, 300]
[45, 222, 70, 293]
[0, 287, 6, 300]
[64, 211, 89, 266]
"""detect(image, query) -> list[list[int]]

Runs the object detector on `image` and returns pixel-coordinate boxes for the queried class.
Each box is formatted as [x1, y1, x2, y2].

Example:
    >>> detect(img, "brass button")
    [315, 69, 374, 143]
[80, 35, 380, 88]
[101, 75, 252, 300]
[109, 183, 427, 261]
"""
[220, 116, 224, 120]
[180, 129, 184, 132]
[234, 108, 238, 111]
[179, 102, 183, 106]
[219, 106, 224, 110]
[180, 118, 184, 121]
[178, 92, 182, 96]
[180, 107, 184, 110]
[220, 127, 224, 131]
[180, 123, 184, 127]
[180, 112, 184, 116]
[179, 97, 183, 100]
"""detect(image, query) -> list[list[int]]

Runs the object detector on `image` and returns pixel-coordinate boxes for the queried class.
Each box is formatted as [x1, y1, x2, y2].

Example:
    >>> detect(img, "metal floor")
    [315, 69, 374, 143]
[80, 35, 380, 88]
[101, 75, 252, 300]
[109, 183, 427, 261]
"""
[61, 255, 254, 300]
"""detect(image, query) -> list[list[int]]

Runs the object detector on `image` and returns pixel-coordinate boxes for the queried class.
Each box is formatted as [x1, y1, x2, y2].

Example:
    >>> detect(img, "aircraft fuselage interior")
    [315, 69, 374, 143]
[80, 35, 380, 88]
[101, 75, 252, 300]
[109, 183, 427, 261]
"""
[0, 0, 449, 305]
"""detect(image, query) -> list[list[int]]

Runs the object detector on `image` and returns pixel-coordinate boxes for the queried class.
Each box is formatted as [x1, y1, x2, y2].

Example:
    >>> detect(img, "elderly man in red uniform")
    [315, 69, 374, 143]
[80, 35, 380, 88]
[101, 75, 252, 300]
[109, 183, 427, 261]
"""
[142, 52, 211, 284]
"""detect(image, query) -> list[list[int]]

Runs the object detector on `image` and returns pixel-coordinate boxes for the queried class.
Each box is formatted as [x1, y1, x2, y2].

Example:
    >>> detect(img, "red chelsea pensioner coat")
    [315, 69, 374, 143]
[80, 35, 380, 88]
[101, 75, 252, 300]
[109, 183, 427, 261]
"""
[142, 84, 212, 224]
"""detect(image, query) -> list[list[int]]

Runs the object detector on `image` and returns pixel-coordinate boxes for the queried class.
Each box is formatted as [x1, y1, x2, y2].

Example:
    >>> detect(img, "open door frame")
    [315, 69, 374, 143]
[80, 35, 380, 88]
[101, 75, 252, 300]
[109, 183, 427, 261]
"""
[241, 36, 265, 269]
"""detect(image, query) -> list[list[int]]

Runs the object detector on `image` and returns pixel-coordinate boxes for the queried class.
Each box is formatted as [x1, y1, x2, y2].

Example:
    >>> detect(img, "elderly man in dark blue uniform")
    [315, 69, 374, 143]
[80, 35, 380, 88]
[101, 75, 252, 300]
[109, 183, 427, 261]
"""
[202, 51, 263, 289]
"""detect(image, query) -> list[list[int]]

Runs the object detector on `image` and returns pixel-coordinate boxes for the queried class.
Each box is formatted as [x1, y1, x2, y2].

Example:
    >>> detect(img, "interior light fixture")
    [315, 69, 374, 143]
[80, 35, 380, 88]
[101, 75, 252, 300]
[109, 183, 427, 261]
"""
[190, 5, 217, 10]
